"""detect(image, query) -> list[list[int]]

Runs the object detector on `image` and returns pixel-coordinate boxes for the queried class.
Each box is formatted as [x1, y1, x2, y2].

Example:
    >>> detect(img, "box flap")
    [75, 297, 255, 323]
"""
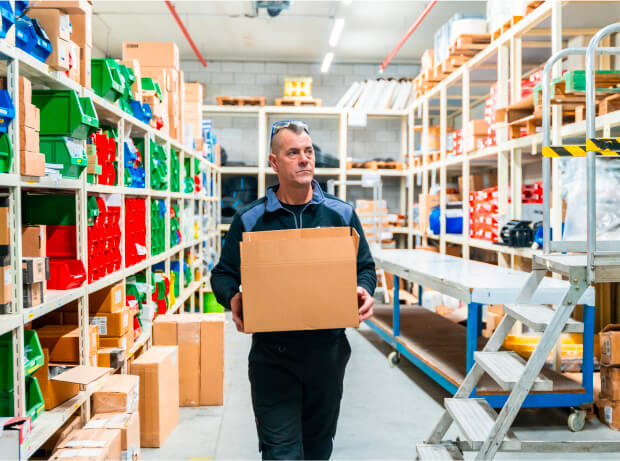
[602, 324, 620, 333]
[51, 366, 112, 385]
[243, 227, 353, 242]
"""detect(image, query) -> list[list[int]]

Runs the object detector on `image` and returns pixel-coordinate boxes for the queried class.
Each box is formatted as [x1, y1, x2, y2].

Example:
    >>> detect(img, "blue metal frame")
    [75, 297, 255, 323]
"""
[366, 274, 596, 409]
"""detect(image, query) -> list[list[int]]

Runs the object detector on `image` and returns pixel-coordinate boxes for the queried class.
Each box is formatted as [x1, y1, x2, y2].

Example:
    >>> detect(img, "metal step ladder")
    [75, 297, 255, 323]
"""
[418, 23, 620, 460]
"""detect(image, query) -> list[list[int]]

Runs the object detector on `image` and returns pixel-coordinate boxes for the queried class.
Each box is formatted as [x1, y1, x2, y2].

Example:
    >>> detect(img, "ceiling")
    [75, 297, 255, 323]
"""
[92, 0, 487, 65]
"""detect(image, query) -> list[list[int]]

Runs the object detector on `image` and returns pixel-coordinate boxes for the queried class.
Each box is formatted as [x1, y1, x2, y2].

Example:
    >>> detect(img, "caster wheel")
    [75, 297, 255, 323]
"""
[388, 351, 400, 367]
[568, 409, 586, 432]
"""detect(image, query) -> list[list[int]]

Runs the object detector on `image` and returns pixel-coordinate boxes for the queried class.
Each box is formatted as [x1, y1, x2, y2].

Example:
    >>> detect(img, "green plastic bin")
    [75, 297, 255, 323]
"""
[118, 64, 136, 100]
[0, 330, 44, 391]
[203, 292, 225, 313]
[0, 132, 11, 173]
[91, 58, 124, 103]
[118, 98, 133, 115]
[0, 376, 45, 421]
[141, 78, 163, 101]
[23, 193, 76, 225]
[32, 90, 100, 140]
[39, 136, 87, 179]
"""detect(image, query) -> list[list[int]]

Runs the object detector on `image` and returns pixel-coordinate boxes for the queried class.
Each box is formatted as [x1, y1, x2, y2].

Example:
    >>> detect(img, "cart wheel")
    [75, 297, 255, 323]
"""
[388, 351, 400, 367]
[568, 409, 586, 432]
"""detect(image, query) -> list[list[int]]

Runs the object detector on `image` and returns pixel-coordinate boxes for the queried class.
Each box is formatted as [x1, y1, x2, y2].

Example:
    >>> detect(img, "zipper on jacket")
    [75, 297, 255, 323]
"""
[281, 207, 299, 229]
[299, 203, 312, 229]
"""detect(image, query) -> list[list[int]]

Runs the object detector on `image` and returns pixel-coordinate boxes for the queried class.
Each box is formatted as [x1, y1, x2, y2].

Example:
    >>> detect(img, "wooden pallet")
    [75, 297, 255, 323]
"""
[424, 151, 441, 164]
[449, 33, 492, 56]
[274, 97, 323, 107]
[362, 160, 404, 170]
[492, 15, 523, 41]
[216, 96, 266, 106]
[526, 1, 544, 15]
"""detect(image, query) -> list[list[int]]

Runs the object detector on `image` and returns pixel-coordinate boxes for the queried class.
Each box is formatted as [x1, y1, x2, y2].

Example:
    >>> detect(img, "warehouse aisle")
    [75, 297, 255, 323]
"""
[143, 311, 620, 460]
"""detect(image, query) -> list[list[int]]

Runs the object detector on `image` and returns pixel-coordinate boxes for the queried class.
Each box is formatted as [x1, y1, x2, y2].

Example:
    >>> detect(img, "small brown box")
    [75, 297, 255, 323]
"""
[22, 225, 46, 257]
[20, 151, 45, 177]
[600, 325, 620, 366]
[600, 365, 620, 401]
[597, 398, 620, 431]
[92, 374, 139, 415]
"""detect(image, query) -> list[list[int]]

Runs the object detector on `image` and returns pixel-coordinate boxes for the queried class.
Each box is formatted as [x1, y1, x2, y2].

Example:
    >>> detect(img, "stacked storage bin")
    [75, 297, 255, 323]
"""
[0, 330, 44, 420]
[125, 198, 147, 267]
[170, 148, 180, 193]
[87, 196, 122, 283]
[135, 138, 168, 191]
[123, 136, 145, 188]
[170, 203, 181, 248]
[152, 271, 170, 315]
[150, 199, 166, 256]
[90, 129, 118, 186]
[183, 157, 194, 193]
[23, 194, 86, 290]
[0, 87, 14, 174]
[469, 187, 499, 242]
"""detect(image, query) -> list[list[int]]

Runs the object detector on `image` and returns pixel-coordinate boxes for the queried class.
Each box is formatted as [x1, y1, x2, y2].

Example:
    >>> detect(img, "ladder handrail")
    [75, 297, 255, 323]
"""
[586, 23, 620, 281]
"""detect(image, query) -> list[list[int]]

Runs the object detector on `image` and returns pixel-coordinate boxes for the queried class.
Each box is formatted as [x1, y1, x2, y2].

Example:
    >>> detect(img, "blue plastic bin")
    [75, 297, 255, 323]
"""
[130, 100, 152, 124]
[0, 90, 15, 133]
[429, 207, 463, 235]
[15, 16, 52, 62]
[0, 2, 14, 39]
[14, 1, 27, 18]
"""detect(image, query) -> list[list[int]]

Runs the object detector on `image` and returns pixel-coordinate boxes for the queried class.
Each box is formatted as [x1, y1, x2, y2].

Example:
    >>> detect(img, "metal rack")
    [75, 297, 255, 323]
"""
[0, 32, 220, 457]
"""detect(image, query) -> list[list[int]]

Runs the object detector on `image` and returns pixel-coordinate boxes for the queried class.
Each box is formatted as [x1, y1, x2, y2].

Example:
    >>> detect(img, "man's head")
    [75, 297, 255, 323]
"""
[269, 120, 315, 188]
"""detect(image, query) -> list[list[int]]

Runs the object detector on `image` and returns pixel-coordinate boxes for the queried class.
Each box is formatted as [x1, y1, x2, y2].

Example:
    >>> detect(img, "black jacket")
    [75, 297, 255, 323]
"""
[210, 179, 376, 346]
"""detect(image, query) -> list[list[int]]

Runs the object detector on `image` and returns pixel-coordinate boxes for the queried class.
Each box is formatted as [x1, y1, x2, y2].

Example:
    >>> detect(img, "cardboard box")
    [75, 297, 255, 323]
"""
[68, 40, 80, 83]
[45, 37, 71, 71]
[416, 194, 460, 232]
[20, 103, 38, 130]
[458, 173, 498, 195]
[90, 306, 131, 337]
[22, 225, 46, 257]
[53, 428, 121, 461]
[130, 346, 179, 447]
[141, 66, 170, 93]
[23, 281, 45, 307]
[85, 412, 140, 461]
[29, 9, 71, 41]
[184, 82, 204, 103]
[122, 42, 179, 69]
[33, 1, 92, 14]
[37, 325, 98, 364]
[600, 365, 620, 401]
[22, 257, 49, 284]
[92, 374, 139, 415]
[19, 76, 32, 106]
[68, 11, 92, 47]
[98, 329, 134, 353]
[40, 415, 82, 456]
[597, 398, 620, 431]
[0, 265, 11, 305]
[200, 313, 225, 406]
[463, 119, 490, 138]
[89, 283, 124, 313]
[33, 349, 79, 410]
[80, 43, 92, 89]
[240, 227, 360, 333]
[97, 347, 125, 369]
[423, 126, 441, 150]
[20, 151, 45, 177]
[0, 206, 8, 247]
[601, 324, 620, 365]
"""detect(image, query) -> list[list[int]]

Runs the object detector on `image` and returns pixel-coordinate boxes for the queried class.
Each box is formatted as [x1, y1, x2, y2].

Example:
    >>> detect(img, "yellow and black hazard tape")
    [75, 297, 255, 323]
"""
[542, 145, 587, 157]
[586, 138, 620, 155]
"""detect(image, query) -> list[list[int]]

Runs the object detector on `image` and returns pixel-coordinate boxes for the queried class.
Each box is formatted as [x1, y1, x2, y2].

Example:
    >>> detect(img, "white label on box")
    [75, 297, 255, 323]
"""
[605, 406, 613, 424]
[115, 289, 122, 305]
[59, 449, 103, 458]
[605, 339, 611, 357]
[171, 348, 177, 365]
[91, 316, 107, 336]
[65, 440, 106, 448]
[122, 337, 127, 349]
[4, 269, 10, 285]
[85, 419, 108, 429]
[123, 312, 128, 328]
[135, 244, 147, 256]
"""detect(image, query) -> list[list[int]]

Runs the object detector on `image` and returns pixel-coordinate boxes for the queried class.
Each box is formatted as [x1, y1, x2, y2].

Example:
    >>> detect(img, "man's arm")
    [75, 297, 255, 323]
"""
[210, 213, 244, 310]
[349, 211, 377, 296]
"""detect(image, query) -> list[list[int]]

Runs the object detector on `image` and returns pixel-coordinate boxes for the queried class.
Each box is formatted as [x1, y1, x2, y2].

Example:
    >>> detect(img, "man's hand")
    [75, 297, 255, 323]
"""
[230, 292, 245, 333]
[357, 286, 374, 322]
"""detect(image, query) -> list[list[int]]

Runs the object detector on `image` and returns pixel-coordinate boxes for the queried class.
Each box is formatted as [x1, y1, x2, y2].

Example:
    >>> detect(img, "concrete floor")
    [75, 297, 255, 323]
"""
[143, 311, 620, 460]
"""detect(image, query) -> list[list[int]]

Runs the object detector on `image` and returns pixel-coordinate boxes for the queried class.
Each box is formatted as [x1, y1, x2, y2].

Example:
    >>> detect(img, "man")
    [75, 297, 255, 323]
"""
[210, 120, 376, 460]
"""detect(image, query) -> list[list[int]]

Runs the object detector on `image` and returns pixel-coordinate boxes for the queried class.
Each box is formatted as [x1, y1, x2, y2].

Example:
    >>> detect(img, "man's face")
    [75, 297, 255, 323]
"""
[269, 129, 315, 187]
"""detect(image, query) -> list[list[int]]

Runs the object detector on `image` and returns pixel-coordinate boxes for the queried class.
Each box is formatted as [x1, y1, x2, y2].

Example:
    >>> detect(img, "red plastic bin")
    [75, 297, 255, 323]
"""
[48, 259, 86, 289]
[46, 225, 77, 259]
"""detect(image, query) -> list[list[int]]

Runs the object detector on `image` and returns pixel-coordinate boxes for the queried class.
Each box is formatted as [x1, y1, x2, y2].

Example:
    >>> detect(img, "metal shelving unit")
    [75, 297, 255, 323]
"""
[0, 26, 220, 456]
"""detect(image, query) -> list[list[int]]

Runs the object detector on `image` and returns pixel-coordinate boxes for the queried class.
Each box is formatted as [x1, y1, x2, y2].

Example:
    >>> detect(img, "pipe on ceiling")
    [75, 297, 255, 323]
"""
[164, 1, 207, 67]
[380, 0, 437, 72]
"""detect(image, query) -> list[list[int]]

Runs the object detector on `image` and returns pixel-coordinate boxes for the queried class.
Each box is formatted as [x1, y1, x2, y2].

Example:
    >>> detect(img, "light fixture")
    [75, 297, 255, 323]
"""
[342, 0, 352, 4]
[329, 18, 345, 47]
[321, 52, 334, 73]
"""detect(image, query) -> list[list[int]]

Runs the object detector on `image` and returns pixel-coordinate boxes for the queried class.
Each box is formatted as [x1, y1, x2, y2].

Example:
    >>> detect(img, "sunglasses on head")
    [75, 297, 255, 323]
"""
[270, 120, 310, 142]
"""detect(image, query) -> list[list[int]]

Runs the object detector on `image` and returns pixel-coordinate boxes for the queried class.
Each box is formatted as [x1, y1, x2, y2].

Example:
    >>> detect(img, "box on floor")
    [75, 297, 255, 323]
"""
[51, 428, 121, 461]
[600, 325, 620, 365]
[130, 346, 179, 448]
[85, 412, 140, 461]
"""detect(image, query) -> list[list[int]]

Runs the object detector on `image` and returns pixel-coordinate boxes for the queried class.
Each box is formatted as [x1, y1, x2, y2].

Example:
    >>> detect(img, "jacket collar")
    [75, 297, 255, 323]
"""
[265, 179, 326, 212]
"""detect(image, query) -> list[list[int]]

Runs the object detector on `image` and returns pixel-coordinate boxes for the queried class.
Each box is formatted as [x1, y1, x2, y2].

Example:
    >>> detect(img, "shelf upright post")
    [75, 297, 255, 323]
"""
[439, 85, 447, 254]
[118, 119, 126, 270]
[462, 67, 471, 260]
[399, 114, 407, 228]
[497, 42, 510, 268]
[7, 47, 26, 418]
[258, 109, 267, 197]
[338, 109, 347, 201]
[510, 35, 523, 270]
[407, 110, 415, 249]
[550, 0, 563, 260]
[144, 133, 152, 314]
[421, 100, 429, 247]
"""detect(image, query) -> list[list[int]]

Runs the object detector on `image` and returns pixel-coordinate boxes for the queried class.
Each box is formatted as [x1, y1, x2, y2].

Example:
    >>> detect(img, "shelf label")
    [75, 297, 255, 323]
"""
[90, 317, 107, 336]
[66, 138, 85, 160]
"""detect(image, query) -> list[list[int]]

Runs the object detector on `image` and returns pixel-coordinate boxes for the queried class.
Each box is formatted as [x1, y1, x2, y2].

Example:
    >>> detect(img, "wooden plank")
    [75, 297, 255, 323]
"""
[371, 306, 586, 395]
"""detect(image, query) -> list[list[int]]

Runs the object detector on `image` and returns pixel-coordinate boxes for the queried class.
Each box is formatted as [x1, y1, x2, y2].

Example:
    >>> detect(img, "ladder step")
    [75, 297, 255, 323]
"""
[504, 304, 583, 333]
[416, 443, 463, 460]
[444, 398, 520, 451]
[474, 351, 553, 391]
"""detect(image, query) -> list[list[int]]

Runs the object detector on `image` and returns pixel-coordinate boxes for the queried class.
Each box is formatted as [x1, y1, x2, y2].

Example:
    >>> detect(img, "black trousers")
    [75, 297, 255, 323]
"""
[248, 334, 351, 460]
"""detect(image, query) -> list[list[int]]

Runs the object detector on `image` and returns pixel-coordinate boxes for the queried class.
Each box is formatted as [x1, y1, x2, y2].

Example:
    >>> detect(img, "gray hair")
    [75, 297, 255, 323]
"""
[270, 123, 308, 153]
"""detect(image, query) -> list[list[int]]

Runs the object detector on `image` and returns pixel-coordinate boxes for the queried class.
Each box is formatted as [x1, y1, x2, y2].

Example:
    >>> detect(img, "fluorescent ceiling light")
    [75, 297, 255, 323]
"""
[329, 18, 345, 47]
[342, 0, 352, 4]
[321, 52, 335, 73]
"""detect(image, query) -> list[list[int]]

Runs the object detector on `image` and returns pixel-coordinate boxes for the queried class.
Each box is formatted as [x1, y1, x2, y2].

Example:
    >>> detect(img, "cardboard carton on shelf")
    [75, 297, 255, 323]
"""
[67, 40, 80, 83]
[92, 374, 139, 415]
[22, 257, 49, 284]
[0, 205, 7, 247]
[600, 324, 620, 366]
[141, 66, 171, 94]
[97, 347, 125, 369]
[85, 412, 140, 461]
[98, 329, 134, 353]
[52, 428, 121, 461]
[122, 41, 179, 70]
[37, 325, 98, 364]
[20, 150, 45, 177]
[80, 43, 92, 90]
[20, 103, 39, 130]
[22, 225, 46, 258]
[19, 76, 32, 106]
[68, 9, 93, 47]
[90, 306, 131, 337]
[89, 282, 124, 314]
[130, 346, 179, 448]
[32, 349, 79, 410]
[23, 281, 46, 307]
[28, 9, 72, 41]
[32, 1, 92, 14]
[240, 227, 360, 333]
[600, 365, 620, 401]
[184, 82, 204, 103]
[0, 264, 11, 305]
